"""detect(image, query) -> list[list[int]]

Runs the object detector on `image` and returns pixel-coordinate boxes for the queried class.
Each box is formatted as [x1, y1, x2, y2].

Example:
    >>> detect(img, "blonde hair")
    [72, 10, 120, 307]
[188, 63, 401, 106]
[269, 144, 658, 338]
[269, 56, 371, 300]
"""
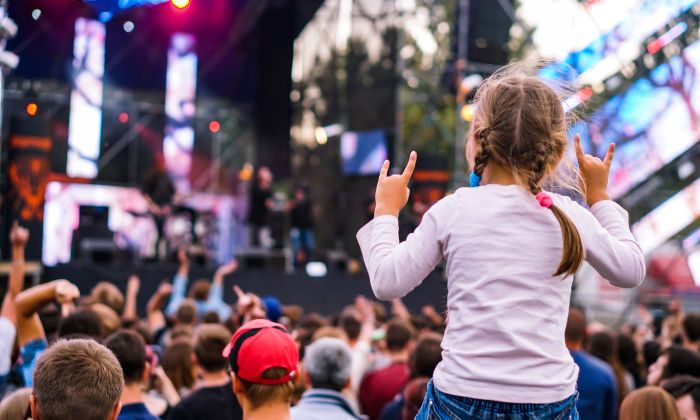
[90, 282, 124, 314]
[619, 387, 681, 420]
[0, 388, 31, 420]
[468, 66, 583, 276]
[90, 303, 121, 338]
[238, 367, 295, 409]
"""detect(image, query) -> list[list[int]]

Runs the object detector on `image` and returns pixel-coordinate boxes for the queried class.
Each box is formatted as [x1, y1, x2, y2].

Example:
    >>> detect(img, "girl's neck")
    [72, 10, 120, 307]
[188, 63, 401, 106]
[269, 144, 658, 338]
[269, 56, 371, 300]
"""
[481, 163, 527, 188]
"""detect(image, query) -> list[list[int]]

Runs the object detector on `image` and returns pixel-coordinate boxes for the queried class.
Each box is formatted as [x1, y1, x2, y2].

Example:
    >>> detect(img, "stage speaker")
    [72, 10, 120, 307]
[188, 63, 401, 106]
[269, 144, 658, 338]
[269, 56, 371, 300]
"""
[71, 205, 118, 264]
[467, 0, 513, 65]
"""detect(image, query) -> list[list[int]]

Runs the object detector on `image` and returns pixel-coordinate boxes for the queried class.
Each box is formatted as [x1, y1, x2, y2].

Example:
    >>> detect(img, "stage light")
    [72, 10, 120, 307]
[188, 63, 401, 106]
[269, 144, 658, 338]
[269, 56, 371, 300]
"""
[460, 104, 475, 122]
[239, 163, 253, 182]
[118, 112, 129, 124]
[208, 120, 220, 133]
[315, 127, 328, 144]
[306, 262, 328, 278]
[31, 9, 41, 21]
[123, 21, 134, 33]
[171, 0, 190, 9]
[26, 102, 38, 117]
[647, 22, 687, 55]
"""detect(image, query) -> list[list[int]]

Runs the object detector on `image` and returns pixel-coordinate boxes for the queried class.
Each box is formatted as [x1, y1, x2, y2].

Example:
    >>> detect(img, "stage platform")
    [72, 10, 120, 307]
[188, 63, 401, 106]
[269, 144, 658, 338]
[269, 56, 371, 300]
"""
[44, 263, 448, 316]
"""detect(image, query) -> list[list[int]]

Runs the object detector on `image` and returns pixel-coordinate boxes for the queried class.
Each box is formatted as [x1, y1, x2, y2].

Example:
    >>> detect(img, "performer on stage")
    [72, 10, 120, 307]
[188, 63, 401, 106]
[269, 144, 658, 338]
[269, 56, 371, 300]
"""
[287, 186, 314, 267]
[248, 167, 274, 248]
[141, 162, 175, 259]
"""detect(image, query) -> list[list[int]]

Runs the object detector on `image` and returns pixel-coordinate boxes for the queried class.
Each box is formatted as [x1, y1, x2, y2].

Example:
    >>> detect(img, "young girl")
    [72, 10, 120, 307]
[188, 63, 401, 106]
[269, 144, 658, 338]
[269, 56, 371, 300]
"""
[357, 71, 645, 419]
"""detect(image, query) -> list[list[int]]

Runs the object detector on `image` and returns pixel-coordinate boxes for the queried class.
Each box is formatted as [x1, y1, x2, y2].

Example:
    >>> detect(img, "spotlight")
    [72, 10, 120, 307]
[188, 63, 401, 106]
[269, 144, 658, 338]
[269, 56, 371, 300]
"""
[26, 102, 38, 117]
[31, 9, 41, 21]
[123, 21, 135, 33]
[118, 112, 129, 124]
[460, 104, 475, 122]
[0, 50, 19, 72]
[306, 262, 328, 278]
[171, 0, 191, 9]
[208, 121, 221, 133]
[314, 127, 328, 145]
[0, 16, 18, 39]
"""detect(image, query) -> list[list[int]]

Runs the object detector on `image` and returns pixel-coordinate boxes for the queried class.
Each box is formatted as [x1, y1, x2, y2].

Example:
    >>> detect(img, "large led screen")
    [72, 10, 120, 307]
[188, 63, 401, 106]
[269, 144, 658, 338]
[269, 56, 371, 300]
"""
[67, 18, 105, 178]
[573, 39, 700, 199]
[164, 33, 197, 194]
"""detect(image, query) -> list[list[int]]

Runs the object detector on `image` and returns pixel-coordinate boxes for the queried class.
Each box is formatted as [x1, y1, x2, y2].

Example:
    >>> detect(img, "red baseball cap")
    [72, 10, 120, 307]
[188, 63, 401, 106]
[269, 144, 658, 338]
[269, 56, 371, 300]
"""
[223, 319, 299, 385]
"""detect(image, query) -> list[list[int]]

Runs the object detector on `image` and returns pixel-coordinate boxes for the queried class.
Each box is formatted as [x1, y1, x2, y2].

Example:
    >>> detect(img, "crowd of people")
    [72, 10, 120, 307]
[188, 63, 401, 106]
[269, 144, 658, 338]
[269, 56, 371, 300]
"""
[0, 221, 445, 420]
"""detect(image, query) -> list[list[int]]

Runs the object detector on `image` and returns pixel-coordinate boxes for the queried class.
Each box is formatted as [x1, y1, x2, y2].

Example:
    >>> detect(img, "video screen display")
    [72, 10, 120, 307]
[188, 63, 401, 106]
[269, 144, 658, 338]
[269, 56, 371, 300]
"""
[42, 182, 156, 266]
[540, 0, 699, 86]
[164, 33, 198, 194]
[67, 18, 105, 179]
[632, 176, 700, 254]
[43, 182, 238, 266]
[341, 129, 389, 176]
[573, 38, 700, 199]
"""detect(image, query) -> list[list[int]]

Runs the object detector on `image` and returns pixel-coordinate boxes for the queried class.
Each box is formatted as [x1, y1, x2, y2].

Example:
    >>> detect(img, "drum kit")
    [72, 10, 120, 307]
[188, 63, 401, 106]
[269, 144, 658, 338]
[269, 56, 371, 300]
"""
[127, 205, 218, 261]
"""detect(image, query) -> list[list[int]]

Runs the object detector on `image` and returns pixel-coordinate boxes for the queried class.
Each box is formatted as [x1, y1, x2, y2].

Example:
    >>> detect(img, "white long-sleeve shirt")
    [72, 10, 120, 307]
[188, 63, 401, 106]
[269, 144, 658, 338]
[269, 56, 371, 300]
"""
[356, 184, 645, 404]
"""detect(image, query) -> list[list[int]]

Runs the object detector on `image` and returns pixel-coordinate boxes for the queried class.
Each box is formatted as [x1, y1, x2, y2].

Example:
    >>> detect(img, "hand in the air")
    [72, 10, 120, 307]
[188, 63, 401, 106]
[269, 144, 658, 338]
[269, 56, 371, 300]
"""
[10, 222, 29, 250]
[55, 280, 80, 304]
[127, 275, 141, 295]
[575, 134, 614, 207]
[374, 151, 417, 217]
[216, 260, 239, 277]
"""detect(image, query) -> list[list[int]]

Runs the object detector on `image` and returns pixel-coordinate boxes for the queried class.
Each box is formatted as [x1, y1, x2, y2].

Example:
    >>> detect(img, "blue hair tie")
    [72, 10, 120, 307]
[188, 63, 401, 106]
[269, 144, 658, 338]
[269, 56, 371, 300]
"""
[469, 171, 481, 188]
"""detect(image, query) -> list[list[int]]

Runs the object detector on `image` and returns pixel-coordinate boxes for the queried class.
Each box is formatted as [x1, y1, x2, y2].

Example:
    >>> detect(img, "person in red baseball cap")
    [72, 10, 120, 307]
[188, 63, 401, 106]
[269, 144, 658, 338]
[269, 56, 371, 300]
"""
[224, 319, 299, 420]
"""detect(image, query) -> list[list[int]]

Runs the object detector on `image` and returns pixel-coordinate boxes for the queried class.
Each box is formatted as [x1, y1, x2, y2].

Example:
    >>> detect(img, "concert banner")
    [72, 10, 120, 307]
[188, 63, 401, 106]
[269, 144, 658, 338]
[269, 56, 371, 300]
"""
[4, 133, 52, 259]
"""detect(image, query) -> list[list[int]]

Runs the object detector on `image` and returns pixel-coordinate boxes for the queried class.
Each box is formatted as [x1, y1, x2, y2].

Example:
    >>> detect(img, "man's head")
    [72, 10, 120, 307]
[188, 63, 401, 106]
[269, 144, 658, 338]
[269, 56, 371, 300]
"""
[304, 337, 352, 392]
[30, 339, 123, 420]
[663, 375, 700, 420]
[410, 333, 443, 378]
[226, 319, 298, 412]
[385, 319, 415, 354]
[189, 280, 210, 302]
[90, 282, 124, 314]
[104, 330, 149, 386]
[648, 346, 700, 386]
[176, 299, 198, 326]
[683, 313, 700, 349]
[58, 309, 104, 340]
[193, 324, 231, 373]
[565, 307, 587, 350]
[339, 308, 362, 342]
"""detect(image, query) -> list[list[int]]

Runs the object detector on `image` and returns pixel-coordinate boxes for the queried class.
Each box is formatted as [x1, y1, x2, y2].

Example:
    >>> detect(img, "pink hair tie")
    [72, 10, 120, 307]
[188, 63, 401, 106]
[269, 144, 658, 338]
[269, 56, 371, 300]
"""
[536, 192, 554, 209]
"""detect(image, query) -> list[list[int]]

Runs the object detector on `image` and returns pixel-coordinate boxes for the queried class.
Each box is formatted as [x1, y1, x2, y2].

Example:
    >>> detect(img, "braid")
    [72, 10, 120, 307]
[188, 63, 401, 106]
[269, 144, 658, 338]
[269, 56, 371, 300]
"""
[473, 128, 491, 177]
[524, 140, 549, 195]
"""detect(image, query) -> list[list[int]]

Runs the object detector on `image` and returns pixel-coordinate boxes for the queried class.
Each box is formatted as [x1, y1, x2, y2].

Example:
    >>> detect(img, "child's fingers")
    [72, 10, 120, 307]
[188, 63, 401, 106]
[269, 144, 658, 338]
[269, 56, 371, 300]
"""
[233, 285, 245, 298]
[401, 151, 417, 183]
[603, 143, 615, 169]
[378, 160, 390, 180]
[574, 134, 585, 166]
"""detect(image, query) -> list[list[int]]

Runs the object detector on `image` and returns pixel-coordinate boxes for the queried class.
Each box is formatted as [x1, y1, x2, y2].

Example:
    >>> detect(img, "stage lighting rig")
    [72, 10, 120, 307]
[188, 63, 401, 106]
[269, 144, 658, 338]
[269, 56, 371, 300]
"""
[0, 50, 18, 72]
[171, 0, 190, 9]
[0, 15, 16, 39]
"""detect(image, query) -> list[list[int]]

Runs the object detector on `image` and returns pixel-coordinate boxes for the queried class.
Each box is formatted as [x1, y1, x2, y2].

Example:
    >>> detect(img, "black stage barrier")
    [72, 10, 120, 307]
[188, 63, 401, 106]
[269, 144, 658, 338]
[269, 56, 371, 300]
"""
[44, 263, 448, 317]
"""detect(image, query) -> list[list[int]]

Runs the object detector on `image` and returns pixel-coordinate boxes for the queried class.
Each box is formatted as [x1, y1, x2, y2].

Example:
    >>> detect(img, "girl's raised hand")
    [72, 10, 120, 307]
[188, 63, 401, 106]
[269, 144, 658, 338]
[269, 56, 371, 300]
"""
[575, 134, 614, 207]
[374, 151, 417, 217]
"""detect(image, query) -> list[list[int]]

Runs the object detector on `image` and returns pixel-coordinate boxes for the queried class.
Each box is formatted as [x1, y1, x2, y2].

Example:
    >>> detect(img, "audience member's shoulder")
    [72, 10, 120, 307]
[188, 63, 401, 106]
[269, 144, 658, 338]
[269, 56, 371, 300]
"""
[579, 351, 615, 377]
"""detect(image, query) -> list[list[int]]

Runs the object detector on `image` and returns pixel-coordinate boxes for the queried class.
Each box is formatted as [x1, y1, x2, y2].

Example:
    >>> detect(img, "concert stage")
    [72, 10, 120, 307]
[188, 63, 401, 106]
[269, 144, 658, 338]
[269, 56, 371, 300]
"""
[44, 262, 448, 316]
